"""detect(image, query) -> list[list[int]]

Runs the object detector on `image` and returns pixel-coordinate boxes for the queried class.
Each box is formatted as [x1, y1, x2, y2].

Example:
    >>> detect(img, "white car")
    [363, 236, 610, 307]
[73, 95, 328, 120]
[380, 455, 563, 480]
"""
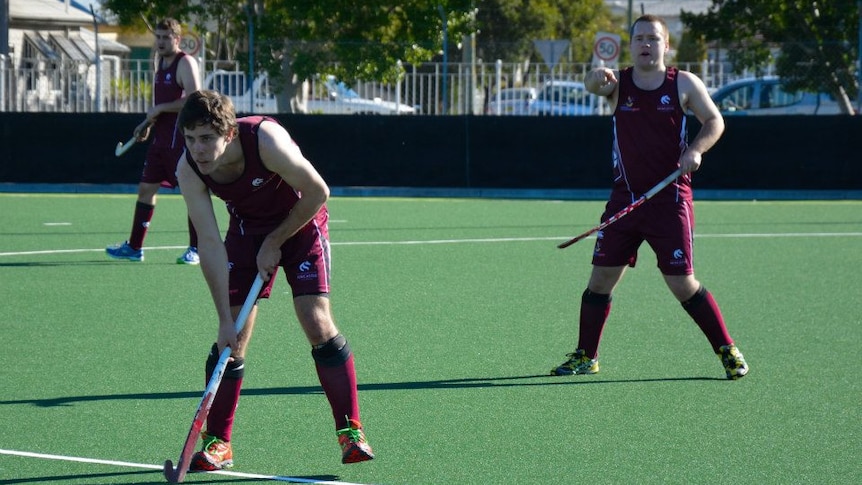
[711, 76, 845, 115]
[306, 76, 415, 115]
[203, 70, 278, 114]
[487, 87, 537, 115]
[528, 80, 600, 116]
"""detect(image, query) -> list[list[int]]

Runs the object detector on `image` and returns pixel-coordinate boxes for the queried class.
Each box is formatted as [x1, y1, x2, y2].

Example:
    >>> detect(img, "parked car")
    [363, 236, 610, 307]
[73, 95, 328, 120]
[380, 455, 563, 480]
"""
[203, 70, 278, 113]
[487, 87, 537, 115]
[307, 76, 415, 115]
[529, 80, 598, 116]
[711, 76, 846, 115]
[204, 71, 414, 115]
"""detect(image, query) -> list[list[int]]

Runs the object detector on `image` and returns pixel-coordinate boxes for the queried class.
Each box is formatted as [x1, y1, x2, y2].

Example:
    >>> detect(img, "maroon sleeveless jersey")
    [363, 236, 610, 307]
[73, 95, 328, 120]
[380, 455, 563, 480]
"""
[188, 116, 325, 236]
[610, 66, 691, 204]
[150, 52, 187, 149]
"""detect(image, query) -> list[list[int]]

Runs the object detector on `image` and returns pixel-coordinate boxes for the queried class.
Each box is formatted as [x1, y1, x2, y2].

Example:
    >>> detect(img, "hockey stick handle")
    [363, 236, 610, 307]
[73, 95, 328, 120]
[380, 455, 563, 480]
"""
[643, 168, 683, 199]
[557, 168, 683, 249]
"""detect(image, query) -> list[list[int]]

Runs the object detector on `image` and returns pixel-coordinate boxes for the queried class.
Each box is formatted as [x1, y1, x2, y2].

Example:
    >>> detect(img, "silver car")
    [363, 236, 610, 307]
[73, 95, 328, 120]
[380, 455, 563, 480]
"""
[487, 87, 538, 115]
[711, 76, 844, 115]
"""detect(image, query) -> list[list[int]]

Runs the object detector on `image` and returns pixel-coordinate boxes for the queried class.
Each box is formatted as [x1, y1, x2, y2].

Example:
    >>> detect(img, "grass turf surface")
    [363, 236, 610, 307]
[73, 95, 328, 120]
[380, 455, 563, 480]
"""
[0, 194, 860, 484]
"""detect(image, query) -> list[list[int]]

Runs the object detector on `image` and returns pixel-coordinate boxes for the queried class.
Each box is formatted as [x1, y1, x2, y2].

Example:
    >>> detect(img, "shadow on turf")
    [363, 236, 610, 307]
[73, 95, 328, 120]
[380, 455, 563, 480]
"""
[0, 470, 340, 484]
[1, 374, 723, 408]
[0, 261, 118, 267]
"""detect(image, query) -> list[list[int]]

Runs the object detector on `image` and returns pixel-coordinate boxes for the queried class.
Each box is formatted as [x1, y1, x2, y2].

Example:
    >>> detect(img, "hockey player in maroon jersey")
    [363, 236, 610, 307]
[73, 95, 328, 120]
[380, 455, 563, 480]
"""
[175, 90, 373, 471]
[551, 15, 748, 380]
[106, 18, 201, 264]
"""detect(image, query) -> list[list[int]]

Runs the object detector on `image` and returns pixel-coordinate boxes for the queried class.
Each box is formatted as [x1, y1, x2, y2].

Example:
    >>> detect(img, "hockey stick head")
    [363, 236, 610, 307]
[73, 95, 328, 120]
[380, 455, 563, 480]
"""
[115, 137, 136, 157]
[163, 459, 180, 483]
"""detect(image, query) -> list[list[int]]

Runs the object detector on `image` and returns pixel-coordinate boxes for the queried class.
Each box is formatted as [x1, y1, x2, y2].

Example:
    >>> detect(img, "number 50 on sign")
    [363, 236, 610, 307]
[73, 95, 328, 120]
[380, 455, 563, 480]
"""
[591, 32, 621, 68]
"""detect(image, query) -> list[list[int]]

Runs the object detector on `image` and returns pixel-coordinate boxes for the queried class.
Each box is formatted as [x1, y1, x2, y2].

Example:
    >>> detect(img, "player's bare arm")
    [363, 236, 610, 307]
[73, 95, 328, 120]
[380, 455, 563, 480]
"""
[678, 70, 725, 173]
[256, 121, 331, 279]
[177, 155, 238, 350]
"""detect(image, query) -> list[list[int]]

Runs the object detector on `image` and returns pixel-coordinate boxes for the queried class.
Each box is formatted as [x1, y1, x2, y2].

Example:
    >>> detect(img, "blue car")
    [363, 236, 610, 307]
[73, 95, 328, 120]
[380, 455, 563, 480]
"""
[711, 76, 848, 115]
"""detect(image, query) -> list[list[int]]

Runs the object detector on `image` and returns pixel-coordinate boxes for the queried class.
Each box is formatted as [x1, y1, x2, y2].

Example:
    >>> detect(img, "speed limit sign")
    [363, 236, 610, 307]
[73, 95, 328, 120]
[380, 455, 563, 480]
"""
[180, 35, 202, 56]
[592, 32, 621, 67]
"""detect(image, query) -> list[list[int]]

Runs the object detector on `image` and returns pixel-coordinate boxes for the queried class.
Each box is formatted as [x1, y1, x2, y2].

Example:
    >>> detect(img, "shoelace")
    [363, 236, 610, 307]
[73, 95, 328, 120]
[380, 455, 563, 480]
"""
[201, 434, 225, 452]
[336, 426, 364, 443]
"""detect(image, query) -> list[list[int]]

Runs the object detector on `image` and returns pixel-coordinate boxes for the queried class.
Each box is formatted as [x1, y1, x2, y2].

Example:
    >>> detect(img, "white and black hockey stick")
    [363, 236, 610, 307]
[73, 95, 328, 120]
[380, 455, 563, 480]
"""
[163, 274, 265, 483]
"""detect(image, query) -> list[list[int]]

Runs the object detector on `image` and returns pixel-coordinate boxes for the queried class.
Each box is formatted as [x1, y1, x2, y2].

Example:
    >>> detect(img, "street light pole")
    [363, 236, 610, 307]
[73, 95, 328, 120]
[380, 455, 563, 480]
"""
[437, 5, 448, 114]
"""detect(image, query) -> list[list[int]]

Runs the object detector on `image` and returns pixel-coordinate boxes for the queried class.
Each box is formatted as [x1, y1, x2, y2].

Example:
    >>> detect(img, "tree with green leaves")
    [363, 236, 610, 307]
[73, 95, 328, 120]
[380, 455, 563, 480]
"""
[681, 0, 859, 114]
[101, 1, 620, 113]
[475, 0, 618, 63]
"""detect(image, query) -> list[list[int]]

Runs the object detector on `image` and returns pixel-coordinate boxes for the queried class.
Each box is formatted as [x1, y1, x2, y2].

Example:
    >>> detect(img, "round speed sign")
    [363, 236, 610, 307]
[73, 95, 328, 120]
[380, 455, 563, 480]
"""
[594, 35, 620, 62]
[180, 35, 202, 56]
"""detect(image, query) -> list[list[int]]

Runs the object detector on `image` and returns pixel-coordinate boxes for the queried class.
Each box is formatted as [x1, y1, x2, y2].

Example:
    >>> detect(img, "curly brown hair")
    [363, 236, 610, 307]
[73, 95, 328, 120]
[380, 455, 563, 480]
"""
[178, 90, 238, 136]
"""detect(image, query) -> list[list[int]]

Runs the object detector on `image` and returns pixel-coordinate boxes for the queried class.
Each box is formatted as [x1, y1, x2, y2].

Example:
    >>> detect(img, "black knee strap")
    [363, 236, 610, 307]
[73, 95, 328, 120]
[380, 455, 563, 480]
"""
[205, 343, 245, 379]
[311, 334, 351, 367]
[582, 289, 612, 305]
[682, 285, 707, 309]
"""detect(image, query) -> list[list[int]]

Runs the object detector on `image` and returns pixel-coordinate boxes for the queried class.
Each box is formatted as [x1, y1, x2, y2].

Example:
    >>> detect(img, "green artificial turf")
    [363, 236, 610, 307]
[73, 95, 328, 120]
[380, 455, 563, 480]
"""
[1, 194, 860, 484]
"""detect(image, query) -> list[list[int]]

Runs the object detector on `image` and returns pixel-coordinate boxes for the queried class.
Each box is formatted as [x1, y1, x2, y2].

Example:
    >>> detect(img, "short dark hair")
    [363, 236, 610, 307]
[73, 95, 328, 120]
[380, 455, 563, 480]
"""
[156, 18, 182, 37]
[178, 90, 238, 136]
[630, 14, 669, 42]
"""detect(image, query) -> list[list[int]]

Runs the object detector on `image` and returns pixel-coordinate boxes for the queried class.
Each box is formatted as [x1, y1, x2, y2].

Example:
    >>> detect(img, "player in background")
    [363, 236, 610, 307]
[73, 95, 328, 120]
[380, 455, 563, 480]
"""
[175, 90, 374, 470]
[550, 14, 748, 380]
[106, 18, 201, 264]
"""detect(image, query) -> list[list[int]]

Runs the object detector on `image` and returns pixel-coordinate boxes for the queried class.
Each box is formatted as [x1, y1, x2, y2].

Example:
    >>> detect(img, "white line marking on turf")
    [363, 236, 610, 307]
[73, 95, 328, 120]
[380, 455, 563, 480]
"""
[0, 233, 860, 258]
[0, 448, 371, 484]
[43, 222, 72, 226]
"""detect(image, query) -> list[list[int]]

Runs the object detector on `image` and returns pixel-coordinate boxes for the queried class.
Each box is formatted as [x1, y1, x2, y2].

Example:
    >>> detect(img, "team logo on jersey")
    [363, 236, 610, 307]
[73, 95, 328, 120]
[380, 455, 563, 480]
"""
[657, 94, 676, 111]
[673, 248, 684, 259]
[619, 96, 637, 111]
[252, 177, 265, 187]
[165, 73, 172, 82]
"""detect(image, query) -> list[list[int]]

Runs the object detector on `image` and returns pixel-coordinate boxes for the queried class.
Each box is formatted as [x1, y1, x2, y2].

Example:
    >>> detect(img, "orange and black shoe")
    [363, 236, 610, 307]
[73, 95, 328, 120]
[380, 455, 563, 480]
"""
[336, 419, 374, 464]
[189, 431, 233, 472]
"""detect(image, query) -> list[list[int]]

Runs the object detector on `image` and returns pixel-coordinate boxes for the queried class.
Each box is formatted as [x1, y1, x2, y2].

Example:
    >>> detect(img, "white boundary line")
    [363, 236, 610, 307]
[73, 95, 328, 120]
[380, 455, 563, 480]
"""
[0, 448, 370, 484]
[0, 232, 860, 258]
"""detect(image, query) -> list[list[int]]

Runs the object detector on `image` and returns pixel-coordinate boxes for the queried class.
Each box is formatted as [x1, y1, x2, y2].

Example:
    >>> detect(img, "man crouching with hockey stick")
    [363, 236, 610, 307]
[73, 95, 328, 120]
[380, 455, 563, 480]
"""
[175, 90, 374, 471]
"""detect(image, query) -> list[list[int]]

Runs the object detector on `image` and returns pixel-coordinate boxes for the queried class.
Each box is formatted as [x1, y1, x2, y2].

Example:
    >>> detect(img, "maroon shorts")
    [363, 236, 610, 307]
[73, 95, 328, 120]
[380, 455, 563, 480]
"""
[140, 143, 185, 188]
[591, 198, 695, 275]
[225, 211, 331, 306]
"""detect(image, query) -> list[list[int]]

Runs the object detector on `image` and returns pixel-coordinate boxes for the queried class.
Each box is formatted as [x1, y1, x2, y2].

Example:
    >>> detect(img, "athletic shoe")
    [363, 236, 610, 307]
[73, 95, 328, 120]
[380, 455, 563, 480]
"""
[550, 349, 599, 376]
[105, 241, 143, 262]
[337, 419, 374, 464]
[189, 432, 233, 472]
[717, 344, 749, 380]
[176, 246, 200, 265]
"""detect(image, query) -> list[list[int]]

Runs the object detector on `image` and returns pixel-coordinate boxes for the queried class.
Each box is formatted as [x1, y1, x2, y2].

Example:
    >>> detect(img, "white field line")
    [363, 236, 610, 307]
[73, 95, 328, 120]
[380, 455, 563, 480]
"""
[0, 448, 371, 484]
[0, 232, 861, 258]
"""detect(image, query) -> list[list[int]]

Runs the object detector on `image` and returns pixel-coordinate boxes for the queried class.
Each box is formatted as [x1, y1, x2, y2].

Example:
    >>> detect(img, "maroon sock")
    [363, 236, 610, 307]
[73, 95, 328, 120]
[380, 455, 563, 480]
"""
[128, 201, 154, 250]
[682, 286, 733, 352]
[314, 348, 360, 430]
[188, 216, 198, 248]
[204, 353, 245, 442]
[206, 377, 242, 442]
[577, 289, 612, 359]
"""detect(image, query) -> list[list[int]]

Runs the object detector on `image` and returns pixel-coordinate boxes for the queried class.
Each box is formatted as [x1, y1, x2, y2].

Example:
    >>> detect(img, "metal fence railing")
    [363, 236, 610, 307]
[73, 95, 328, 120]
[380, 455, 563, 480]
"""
[0, 56, 767, 115]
